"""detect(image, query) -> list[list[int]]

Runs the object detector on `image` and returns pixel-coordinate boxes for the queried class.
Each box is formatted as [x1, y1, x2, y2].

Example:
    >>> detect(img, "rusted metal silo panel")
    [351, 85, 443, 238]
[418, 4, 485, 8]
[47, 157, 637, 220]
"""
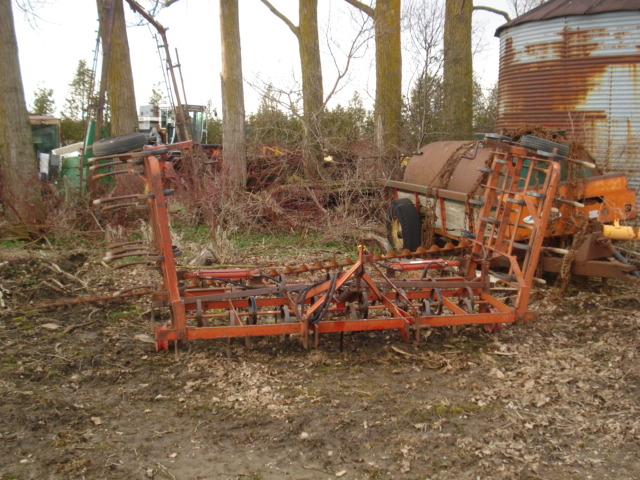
[496, 11, 640, 193]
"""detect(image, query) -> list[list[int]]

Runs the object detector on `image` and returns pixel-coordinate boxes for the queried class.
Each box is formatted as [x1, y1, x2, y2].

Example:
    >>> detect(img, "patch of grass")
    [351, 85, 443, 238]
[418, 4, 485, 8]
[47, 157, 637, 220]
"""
[0, 240, 26, 249]
[11, 316, 34, 330]
[0, 362, 18, 372]
[366, 468, 387, 479]
[231, 231, 349, 256]
[174, 223, 211, 243]
[107, 306, 144, 321]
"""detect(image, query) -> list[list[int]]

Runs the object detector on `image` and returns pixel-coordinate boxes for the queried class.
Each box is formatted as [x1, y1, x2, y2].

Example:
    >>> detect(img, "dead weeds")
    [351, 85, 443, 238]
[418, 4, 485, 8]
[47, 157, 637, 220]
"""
[0, 245, 639, 479]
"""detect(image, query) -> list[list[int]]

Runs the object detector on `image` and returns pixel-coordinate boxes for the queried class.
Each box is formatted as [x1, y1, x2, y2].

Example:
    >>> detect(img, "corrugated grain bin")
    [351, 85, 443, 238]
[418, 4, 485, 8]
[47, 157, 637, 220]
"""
[495, 0, 640, 194]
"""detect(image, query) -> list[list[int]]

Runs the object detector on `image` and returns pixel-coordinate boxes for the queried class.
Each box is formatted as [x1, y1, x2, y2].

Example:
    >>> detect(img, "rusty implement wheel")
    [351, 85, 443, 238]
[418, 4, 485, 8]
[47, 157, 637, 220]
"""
[279, 305, 291, 322]
[357, 292, 369, 319]
[457, 286, 475, 313]
[395, 288, 410, 311]
[387, 199, 422, 252]
[428, 288, 444, 315]
[247, 296, 258, 325]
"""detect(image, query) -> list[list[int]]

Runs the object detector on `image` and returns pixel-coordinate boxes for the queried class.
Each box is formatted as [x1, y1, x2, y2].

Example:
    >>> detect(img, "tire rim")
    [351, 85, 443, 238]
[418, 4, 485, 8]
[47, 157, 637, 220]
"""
[389, 217, 403, 250]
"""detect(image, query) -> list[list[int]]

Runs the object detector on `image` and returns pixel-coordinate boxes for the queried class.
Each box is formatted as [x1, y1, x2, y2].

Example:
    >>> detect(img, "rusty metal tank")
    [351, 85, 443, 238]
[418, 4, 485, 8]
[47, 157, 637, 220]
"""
[494, 0, 640, 194]
[402, 140, 493, 193]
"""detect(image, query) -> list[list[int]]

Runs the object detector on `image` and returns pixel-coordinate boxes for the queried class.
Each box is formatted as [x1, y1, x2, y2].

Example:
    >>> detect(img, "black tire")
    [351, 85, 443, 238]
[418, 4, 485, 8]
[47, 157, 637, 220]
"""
[484, 133, 511, 142]
[92, 132, 148, 156]
[387, 198, 422, 252]
[519, 135, 569, 157]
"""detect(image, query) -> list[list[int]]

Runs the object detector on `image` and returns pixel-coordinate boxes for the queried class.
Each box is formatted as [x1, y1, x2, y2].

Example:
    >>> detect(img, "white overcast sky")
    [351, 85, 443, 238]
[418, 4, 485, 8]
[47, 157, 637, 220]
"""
[14, 0, 512, 116]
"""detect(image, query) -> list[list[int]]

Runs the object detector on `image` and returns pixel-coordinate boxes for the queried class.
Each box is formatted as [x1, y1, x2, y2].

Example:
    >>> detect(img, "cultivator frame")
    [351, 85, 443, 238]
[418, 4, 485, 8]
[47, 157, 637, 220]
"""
[90, 140, 562, 349]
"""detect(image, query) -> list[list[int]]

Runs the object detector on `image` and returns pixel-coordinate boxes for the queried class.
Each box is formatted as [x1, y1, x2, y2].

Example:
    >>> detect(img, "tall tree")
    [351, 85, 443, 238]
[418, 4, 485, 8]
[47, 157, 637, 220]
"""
[404, 0, 445, 147]
[441, 1, 510, 141]
[473, 81, 497, 133]
[0, 0, 42, 222]
[247, 86, 303, 148]
[259, 0, 324, 179]
[406, 73, 445, 147]
[63, 60, 94, 121]
[97, 0, 138, 136]
[61, 60, 96, 143]
[31, 86, 55, 115]
[443, 0, 473, 140]
[220, 0, 246, 190]
[344, 0, 402, 165]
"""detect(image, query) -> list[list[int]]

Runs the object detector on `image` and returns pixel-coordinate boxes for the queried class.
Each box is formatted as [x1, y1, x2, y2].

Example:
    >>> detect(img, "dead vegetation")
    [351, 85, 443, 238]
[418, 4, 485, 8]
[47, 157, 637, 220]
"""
[0, 145, 638, 479]
[0, 242, 639, 480]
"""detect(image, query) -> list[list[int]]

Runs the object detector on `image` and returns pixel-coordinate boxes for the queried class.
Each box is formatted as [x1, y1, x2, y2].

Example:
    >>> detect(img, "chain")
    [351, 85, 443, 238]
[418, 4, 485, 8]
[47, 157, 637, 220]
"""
[554, 216, 590, 296]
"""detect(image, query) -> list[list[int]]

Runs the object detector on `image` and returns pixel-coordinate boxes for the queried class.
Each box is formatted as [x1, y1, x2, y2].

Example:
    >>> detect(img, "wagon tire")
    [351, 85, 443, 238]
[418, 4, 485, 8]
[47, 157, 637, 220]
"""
[484, 133, 511, 142]
[387, 198, 422, 252]
[92, 132, 148, 157]
[519, 135, 569, 157]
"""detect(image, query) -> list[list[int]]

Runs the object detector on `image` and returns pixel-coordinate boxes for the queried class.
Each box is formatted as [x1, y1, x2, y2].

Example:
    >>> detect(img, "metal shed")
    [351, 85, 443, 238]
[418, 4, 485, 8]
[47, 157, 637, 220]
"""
[495, 0, 640, 193]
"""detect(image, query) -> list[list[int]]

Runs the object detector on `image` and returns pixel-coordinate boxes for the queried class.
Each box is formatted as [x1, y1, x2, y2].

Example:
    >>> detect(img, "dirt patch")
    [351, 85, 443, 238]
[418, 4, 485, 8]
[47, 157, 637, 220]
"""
[1, 246, 639, 479]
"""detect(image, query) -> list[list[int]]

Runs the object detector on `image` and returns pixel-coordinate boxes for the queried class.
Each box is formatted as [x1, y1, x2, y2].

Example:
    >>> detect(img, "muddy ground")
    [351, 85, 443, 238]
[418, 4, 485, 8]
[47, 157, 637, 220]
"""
[0, 245, 639, 480]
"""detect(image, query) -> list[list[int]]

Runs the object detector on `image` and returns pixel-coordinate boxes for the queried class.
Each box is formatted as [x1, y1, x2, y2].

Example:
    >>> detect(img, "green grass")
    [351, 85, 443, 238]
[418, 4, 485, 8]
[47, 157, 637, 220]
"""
[107, 306, 145, 321]
[0, 240, 26, 249]
[230, 231, 350, 254]
[174, 223, 211, 243]
[11, 316, 35, 330]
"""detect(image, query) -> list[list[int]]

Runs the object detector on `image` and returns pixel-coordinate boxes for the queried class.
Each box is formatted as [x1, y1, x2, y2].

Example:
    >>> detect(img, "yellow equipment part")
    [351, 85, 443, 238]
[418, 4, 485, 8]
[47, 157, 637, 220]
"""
[602, 220, 640, 241]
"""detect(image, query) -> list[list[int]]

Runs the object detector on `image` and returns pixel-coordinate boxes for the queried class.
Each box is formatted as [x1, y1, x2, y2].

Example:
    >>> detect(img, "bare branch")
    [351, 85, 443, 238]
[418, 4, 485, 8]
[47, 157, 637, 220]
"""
[473, 5, 511, 22]
[14, 0, 48, 28]
[322, 11, 372, 110]
[258, 0, 299, 37]
[343, 0, 374, 18]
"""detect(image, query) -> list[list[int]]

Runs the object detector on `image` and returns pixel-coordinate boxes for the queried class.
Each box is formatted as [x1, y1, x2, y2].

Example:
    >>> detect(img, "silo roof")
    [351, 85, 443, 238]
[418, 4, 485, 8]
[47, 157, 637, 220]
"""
[495, 0, 640, 35]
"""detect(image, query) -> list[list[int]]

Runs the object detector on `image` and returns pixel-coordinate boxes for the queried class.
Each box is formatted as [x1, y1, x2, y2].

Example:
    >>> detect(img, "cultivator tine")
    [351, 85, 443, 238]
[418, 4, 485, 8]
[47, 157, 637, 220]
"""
[92, 166, 142, 181]
[99, 202, 149, 212]
[93, 193, 156, 206]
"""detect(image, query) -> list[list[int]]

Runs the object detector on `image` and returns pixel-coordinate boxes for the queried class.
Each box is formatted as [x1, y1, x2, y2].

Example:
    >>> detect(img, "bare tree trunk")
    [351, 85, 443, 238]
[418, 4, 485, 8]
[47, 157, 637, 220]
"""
[344, 0, 402, 168]
[374, 0, 402, 162]
[259, 0, 324, 179]
[97, 0, 138, 135]
[0, 0, 42, 222]
[220, 0, 246, 190]
[299, 0, 324, 179]
[443, 0, 473, 140]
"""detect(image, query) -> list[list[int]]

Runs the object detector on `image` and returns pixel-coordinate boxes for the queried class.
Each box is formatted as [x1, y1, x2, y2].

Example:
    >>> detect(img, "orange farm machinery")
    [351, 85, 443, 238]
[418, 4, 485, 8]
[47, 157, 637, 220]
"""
[87, 133, 590, 350]
[382, 135, 639, 281]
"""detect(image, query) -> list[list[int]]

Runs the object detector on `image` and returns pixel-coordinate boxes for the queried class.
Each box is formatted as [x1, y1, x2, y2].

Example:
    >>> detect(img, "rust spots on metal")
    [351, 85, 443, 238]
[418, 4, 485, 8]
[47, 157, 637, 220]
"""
[497, 23, 640, 146]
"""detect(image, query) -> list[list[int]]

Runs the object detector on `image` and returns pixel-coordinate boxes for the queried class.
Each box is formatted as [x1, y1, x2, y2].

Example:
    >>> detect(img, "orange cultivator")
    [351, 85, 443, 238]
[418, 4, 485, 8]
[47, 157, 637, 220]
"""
[90, 139, 561, 350]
